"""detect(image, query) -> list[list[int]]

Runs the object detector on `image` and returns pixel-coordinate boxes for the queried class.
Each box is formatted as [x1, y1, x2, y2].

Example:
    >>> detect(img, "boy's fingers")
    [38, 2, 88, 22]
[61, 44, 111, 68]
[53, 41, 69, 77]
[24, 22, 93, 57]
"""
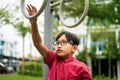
[26, 4, 37, 15]
[30, 4, 37, 12]
[27, 4, 32, 11]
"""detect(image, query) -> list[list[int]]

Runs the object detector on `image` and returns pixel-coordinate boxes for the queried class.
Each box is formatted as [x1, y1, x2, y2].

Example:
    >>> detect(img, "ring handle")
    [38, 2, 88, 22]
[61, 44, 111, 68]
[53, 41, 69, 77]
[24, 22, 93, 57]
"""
[59, 0, 89, 28]
[21, 0, 48, 19]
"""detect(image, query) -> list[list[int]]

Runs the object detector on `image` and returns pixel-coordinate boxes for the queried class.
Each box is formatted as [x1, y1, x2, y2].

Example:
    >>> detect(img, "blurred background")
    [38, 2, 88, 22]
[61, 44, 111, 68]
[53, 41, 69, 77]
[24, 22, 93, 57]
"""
[0, 0, 120, 80]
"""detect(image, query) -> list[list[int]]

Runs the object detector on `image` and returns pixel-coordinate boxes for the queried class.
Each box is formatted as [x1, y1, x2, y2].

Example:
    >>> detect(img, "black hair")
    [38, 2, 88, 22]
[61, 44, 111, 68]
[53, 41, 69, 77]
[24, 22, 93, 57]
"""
[56, 31, 80, 45]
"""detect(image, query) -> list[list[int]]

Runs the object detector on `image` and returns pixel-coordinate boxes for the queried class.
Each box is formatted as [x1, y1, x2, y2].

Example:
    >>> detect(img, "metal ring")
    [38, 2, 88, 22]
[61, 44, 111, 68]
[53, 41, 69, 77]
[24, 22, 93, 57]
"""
[59, 0, 89, 28]
[21, 0, 48, 19]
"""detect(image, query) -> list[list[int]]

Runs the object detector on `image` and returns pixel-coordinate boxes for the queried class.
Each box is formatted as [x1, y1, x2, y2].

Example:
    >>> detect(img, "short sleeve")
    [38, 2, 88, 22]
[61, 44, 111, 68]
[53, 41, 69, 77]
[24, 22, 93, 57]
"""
[44, 50, 56, 68]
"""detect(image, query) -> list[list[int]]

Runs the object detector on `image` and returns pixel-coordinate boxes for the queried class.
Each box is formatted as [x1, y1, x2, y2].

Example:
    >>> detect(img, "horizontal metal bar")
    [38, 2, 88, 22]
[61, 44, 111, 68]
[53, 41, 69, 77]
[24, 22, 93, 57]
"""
[50, 0, 69, 8]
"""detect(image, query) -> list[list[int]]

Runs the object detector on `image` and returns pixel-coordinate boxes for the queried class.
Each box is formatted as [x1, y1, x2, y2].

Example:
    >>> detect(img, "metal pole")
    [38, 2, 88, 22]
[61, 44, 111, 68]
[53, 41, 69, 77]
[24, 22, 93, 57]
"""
[44, 0, 53, 80]
[50, 0, 69, 8]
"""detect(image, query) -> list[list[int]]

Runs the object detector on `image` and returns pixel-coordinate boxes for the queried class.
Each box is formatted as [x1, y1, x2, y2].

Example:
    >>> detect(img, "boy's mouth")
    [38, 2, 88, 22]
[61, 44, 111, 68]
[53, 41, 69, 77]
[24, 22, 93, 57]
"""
[56, 50, 63, 53]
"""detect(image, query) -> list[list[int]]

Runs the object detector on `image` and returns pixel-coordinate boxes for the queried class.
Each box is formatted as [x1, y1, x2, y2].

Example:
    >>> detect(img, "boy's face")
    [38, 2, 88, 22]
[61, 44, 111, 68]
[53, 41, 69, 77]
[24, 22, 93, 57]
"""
[55, 34, 78, 58]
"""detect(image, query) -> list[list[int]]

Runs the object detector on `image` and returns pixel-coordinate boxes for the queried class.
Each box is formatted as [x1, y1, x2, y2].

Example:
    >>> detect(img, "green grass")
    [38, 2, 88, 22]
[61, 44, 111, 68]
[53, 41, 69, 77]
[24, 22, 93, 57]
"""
[0, 73, 43, 80]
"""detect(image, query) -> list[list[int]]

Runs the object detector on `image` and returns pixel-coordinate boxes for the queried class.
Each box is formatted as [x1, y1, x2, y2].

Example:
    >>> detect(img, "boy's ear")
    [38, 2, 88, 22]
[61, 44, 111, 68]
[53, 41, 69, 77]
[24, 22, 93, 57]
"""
[72, 45, 78, 53]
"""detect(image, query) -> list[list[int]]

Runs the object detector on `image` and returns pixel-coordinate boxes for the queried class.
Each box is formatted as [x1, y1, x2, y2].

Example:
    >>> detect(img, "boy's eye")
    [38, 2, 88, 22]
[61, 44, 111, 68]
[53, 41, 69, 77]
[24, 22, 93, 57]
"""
[61, 41, 67, 43]
[54, 40, 68, 46]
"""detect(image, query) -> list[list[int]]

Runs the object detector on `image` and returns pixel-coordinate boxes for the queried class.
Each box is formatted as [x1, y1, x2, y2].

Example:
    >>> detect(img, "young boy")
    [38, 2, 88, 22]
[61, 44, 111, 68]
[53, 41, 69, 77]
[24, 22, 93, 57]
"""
[26, 4, 92, 80]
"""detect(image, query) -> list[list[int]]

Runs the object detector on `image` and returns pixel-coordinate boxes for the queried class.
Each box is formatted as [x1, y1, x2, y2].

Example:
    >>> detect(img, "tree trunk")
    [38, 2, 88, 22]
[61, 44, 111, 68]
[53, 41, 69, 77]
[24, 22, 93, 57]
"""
[98, 59, 101, 80]
[85, 28, 92, 74]
[22, 37, 25, 76]
[108, 52, 111, 80]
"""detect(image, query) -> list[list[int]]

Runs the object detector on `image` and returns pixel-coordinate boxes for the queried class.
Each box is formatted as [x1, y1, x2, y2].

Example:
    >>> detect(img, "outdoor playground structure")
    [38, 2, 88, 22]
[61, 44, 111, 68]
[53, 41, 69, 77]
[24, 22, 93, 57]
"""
[21, 0, 89, 28]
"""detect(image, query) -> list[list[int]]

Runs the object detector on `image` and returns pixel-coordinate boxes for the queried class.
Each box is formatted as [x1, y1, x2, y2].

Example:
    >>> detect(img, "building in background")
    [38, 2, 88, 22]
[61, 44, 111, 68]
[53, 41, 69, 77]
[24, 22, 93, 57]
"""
[0, 32, 18, 71]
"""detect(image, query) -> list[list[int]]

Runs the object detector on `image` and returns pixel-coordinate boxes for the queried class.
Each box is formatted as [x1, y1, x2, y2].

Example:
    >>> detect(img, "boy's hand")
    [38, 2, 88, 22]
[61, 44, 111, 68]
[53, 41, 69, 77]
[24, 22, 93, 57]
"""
[26, 4, 37, 24]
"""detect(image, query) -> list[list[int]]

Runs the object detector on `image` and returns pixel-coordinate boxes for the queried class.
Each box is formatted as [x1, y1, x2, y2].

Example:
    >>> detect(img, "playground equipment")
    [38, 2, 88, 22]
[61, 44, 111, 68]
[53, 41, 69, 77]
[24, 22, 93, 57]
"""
[21, 0, 89, 28]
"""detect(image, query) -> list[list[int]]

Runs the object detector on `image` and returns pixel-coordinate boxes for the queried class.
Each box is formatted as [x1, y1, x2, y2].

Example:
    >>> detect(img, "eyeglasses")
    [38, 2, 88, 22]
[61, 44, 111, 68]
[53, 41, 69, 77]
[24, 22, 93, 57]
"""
[54, 40, 73, 46]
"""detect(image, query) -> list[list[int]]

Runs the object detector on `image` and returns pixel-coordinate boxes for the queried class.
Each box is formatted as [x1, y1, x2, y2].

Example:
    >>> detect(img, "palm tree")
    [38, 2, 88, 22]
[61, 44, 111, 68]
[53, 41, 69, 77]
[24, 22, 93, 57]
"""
[14, 21, 30, 75]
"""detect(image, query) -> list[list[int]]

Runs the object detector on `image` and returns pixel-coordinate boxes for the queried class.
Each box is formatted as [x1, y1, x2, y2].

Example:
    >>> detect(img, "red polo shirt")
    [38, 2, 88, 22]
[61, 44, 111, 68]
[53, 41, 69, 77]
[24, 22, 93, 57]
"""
[44, 50, 92, 80]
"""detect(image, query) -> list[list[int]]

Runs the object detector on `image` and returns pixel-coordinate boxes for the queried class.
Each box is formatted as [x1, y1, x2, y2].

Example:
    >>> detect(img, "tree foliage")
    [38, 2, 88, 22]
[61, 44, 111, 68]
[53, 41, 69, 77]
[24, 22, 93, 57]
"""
[14, 21, 31, 38]
[0, 4, 20, 27]
[89, 46, 96, 59]
[53, 0, 120, 26]
[0, 6, 12, 26]
[76, 48, 87, 63]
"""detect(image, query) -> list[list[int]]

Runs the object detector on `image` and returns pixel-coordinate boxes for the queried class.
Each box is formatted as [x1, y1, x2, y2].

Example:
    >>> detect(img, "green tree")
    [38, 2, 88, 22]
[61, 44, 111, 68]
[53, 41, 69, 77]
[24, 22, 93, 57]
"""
[14, 21, 30, 75]
[53, 0, 120, 26]
[0, 4, 20, 27]
[76, 48, 86, 63]
[87, 0, 120, 26]
[91, 31, 118, 79]
[102, 32, 118, 79]
[0, 6, 13, 27]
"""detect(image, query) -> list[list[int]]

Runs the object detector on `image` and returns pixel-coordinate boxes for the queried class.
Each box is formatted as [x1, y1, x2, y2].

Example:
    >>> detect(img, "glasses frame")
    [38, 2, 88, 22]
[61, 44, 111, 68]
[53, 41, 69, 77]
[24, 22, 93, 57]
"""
[54, 40, 73, 46]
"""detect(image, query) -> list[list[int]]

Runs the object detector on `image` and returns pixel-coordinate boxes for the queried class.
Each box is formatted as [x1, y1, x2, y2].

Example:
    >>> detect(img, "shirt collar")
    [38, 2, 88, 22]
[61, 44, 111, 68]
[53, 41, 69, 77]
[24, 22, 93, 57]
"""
[57, 56, 74, 63]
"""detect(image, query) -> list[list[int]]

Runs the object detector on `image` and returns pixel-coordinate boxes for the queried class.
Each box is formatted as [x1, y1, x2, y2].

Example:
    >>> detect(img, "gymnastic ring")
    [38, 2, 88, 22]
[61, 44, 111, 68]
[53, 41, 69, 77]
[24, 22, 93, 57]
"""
[21, 0, 48, 19]
[59, 0, 89, 28]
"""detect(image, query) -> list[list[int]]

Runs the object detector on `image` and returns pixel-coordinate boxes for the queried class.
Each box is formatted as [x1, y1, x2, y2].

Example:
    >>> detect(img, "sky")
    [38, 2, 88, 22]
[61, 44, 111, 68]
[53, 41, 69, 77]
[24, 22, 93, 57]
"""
[0, 0, 44, 58]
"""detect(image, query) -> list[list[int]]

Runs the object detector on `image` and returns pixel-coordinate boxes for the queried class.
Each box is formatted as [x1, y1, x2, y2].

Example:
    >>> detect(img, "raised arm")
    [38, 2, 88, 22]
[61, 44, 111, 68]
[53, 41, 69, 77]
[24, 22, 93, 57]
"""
[26, 4, 48, 58]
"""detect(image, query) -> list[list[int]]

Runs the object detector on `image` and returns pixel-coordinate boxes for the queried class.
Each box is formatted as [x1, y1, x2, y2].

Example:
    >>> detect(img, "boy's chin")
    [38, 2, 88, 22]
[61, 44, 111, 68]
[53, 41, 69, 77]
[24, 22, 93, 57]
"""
[57, 53, 64, 57]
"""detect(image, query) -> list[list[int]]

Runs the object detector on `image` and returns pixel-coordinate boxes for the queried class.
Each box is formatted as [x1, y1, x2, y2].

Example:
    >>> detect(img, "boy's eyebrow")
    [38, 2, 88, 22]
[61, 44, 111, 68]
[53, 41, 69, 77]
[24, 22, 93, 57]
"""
[57, 39, 67, 41]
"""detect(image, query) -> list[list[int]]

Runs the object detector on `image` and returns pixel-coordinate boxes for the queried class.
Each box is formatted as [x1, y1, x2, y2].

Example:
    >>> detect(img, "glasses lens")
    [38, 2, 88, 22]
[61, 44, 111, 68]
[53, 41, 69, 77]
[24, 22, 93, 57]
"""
[55, 41, 60, 46]
[54, 41, 68, 46]
[61, 41, 67, 45]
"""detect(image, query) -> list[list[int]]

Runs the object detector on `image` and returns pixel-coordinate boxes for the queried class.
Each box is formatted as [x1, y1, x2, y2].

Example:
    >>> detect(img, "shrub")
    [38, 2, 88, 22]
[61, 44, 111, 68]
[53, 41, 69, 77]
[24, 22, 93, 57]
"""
[93, 75, 117, 80]
[18, 62, 43, 77]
